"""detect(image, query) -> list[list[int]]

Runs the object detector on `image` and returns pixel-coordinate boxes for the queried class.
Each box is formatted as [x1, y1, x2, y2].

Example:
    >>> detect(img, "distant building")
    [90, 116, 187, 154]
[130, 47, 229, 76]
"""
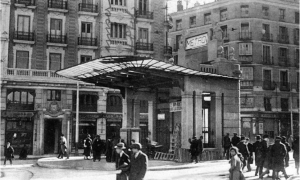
[169, 0, 299, 142]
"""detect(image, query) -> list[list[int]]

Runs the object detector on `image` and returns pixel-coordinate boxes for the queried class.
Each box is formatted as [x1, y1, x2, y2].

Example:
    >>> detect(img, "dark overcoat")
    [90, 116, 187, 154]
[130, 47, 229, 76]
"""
[116, 152, 130, 180]
[271, 141, 287, 171]
[129, 151, 148, 180]
[4, 146, 14, 158]
[253, 141, 264, 166]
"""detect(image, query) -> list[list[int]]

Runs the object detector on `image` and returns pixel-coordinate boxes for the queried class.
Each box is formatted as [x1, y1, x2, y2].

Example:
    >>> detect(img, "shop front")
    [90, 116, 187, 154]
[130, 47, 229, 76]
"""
[105, 114, 122, 139]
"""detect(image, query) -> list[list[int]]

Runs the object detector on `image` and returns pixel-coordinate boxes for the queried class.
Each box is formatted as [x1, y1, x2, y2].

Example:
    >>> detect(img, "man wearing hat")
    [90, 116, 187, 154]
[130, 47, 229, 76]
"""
[115, 142, 130, 180]
[92, 135, 103, 162]
[231, 133, 240, 147]
[188, 136, 199, 163]
[271, 136, 288, 179]
[129, 143, 148, 180]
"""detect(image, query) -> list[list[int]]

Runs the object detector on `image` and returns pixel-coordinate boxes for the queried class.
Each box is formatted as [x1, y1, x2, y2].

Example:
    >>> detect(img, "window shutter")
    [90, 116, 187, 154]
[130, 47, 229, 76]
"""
[239, 43, 243, 55]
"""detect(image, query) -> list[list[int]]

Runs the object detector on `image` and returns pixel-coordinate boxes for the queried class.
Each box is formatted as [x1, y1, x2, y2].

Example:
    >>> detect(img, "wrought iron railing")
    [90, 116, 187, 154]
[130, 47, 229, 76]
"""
[135, 10, 154, 19]
[136, 42, 153, 51]
[48, 0, 68, 9]
[239, 32, 252, 40]
[262, 33, 273, 42]
[14, 31, 35, 41]
[279, 82, 290, 91]
[262, 56, 273, 65]
[240, 80, 253, 89]
[263, 81, 276, 90]
[78, 3, 98, 13]
[47, 34, 67, 44]
[78, 37, 97, 46]
[15, 0, 35, 6]
[277, 34, 289, 44]
[278, 57, 290, 67]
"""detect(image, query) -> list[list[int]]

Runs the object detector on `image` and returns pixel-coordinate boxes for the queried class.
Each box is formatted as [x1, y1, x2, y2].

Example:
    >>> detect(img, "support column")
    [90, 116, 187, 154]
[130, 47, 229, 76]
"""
[195, 90, 202, 137]
[148, 101, 154, 141]
[181, 91, 193, 149]
[211, 92, 222, 150]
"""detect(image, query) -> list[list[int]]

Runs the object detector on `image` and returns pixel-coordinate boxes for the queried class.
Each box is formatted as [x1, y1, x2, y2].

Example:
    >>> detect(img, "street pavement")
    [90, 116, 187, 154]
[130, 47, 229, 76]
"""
[0, 153, 299, 180]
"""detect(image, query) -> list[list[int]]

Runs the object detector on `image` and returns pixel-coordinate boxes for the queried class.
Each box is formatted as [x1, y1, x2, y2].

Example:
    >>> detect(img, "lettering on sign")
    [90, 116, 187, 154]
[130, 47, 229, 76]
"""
[185, 33, 208, 50]
[170, 101, 182, 112]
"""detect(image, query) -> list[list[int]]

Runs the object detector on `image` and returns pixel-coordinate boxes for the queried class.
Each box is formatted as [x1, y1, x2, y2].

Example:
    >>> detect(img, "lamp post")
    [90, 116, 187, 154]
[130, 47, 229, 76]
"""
[75, 82, 79, 155]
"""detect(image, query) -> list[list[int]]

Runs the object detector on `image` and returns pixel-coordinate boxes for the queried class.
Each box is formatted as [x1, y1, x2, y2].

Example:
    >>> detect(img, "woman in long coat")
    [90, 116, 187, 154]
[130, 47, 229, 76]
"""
[271, 136, 288, 179]
[229, 146, 245, 180]
[92, 135, 102, 162]
[83, 134, 92, 159]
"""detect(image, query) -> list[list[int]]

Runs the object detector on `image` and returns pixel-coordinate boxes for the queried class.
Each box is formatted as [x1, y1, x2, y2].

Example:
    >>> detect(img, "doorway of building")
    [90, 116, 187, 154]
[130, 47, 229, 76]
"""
[44, 119, 61, 154]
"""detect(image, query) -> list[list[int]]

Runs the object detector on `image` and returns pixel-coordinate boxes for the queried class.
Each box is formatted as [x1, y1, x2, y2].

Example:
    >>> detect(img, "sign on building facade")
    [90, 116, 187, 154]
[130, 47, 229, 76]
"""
[185, 33, 208, 50]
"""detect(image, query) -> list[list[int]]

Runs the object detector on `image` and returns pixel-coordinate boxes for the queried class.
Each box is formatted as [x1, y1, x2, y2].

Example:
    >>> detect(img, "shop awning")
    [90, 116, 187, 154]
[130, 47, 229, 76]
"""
[56, 56, 237, 90]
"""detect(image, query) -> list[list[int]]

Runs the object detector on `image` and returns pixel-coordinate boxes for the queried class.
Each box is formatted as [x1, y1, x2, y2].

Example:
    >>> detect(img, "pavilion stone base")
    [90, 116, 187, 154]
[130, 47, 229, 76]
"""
[176, 148, 223, 163]
[120, 128, 141, 145]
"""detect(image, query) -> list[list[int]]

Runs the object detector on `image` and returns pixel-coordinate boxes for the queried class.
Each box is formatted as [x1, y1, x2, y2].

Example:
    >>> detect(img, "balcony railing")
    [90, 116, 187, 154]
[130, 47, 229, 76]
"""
[223, 33, 229, 43]
[279, 82, 290, 91]
[240, 80, 253, 89]
[48, 0, 68, 9]
[72, 104, 97, 112]
[136, 42, 153, 51]
[47, 34, 67, 44]
[278, 57, 290, 67]
[78, 3, 98, 13]
[263, 81, 276, 90]
[277, 34, 289, 44]
[164, 46, 172, 55]
[135, 10, 154, 19]
[14, 31, 34, 41]
[294, 37, 299, 45]
[239, 55, 253, 63]
[78, 37, 97, 46]
[15, 0, 35, 6]
[239, 32, 252, 40]
[262, 56, 273, 65]
[5, 68, 65, 79]
[262, 33, 273, 42]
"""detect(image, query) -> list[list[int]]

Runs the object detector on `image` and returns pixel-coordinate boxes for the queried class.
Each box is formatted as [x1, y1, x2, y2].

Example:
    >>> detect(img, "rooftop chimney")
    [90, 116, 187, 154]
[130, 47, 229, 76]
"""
[177, 0, 183, 11]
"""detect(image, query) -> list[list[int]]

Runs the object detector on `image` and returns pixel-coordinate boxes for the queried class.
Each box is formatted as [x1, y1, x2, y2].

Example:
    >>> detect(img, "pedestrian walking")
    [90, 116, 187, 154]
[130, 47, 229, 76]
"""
[198, 136, 204, 161]
[188, 136, 199, 163]
[59, 134, 69, 159]
[253, 135, 265, 176]
[3, 142, 14, 166]
[229, 146, 245, 180]
[106, 139, 113, 162]
[112, 136, 120, 162]
[92, 135, 102, 162]
[236, 136, 250, 172]
[115, 143, 130, 180]
[245, 138, 253, 171]
[292, 136, 299, 175]
[128, 139, 136, 159]
[223, 133, 231, 160]
[83, 134, 92, 160]
[259, 144, 274, 179]
[288, 135, 294, 147]
[19, 144, 28, 160]
[281, 136, 291, 167]
[271, 136, 289, 180]
[231, 133, 240, 147]
[129, 143, 148, 180]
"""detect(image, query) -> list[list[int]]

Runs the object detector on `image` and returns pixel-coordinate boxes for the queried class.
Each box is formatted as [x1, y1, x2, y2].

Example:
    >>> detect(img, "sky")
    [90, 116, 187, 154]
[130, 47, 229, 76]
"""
[167, 0, 216, 13]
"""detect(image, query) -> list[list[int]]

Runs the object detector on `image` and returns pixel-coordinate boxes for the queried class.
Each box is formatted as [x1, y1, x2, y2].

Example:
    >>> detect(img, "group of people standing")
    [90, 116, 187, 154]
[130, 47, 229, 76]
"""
[224, 132, 299, 180]
[82, 134, 103, 162]
[188, 136, 204, 163]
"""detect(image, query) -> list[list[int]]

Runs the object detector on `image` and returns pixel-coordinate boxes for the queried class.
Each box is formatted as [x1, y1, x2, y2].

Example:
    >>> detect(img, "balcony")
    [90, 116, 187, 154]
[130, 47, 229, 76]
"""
[135, 10, 154, 20]
[72, 104, 97, 112]
[240, 80, 253, 89]
[136, 42, 153, 51]
[264, 104, 272, 111]
[239, 55, 253, 64]
[78, 37, 98, 48]
[294, 37, 299, 45]
[48, 0, 68, 11]
[262, 56, 273, 65]
[15, 0, 35, 6]
[263, 81, 276, 90]
[164, 46, 172, 56]
[279, 82, 290, 91]
[223, 33, 229, 43]
[261, 33, 273, 42]
[239, 32, 252, 40]
[13, 31, 35, 44]
[78, 3, 98, 13]
[47, 34, 67, 46]
[278, 57, 290, 67]
[277, 34, 289, 44]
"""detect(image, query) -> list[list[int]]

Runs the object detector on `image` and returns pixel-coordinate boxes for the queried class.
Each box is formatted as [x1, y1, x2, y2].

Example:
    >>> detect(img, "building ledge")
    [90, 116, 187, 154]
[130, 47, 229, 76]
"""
[78, 45, 98, 49]
[13, 39, 35, 45]
[136, 18, 154, 23]
[136, 50, 154, 55]
[78, 11, 98, 17]
[48, 8, 68, 13]
[47, 42, 67, 47]
[15, 4, 36, 9]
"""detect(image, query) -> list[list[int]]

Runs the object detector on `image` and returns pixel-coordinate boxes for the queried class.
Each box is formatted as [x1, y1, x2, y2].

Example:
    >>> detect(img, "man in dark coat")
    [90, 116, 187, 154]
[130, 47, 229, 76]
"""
[129, 143, 148, 180]
[237, 136, 250, 171]
[271, 136, 288, 180]
[231, 133, 240, 147]
[92, 135, 102, 162]
[223, 133, 231, 160]
[19, 144, 28, 160]
[115, 143, 130, 180]
[198, 136, 204, 161]
[188, 136, 199, 163]
[106, 139, 113, 162]
[253, 135, 265, 176]
[4, 142, 14, 165]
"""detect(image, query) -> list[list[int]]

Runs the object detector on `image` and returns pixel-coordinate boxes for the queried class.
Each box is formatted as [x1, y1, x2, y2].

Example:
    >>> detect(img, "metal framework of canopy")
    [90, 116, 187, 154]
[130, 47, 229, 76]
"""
[56, 56, 237, 90]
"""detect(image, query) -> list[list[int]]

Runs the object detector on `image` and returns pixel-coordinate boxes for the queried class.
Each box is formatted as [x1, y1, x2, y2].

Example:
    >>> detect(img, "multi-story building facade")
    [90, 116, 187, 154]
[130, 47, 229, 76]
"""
[169, 0, 299, 142]
[0, 0, 166, 155]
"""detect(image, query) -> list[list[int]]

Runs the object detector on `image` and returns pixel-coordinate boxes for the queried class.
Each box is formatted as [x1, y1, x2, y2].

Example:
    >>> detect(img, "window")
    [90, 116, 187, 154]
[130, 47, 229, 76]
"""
[241, 23, 249, 33]
[280, 70, 289, 86]
[140, 100, 148, 113]
[81, 22, 92, 38]
[279, 26, 288, 36]
[16, 51, 29, 69]
[241, 67, 253, 80]
[49, 53, 61, 71]
[241, 5, 249, 17]
[6, 89, 35, 110]
[190, 16, 196, 27]
[111, 0, 126, 6]
[138, 28, 149, 43]
[80, 55, 92, 63]
[221, 25, 228, 40]
[296, 12, 299, 24]
[279, 48, 288, 58]
[50, 19, 62, 36]
[263, 69, 272, 82]
[223, 46, 228, 59]
[239, 43, 252, 55]
[296, 49, 299, 61]
[17, 15, 30, 33]
[174, 55, 178, 65]
[281, 98, 289, 111]
[47, 90, 61, 101]
[262, 45, 271, 63]
[138, 0, 148, 12]
[204, 13, 211, 25]
[295, 28, 299, 41]
[262, 24, 270, 35]
[279, 9, 285, 21]
[176, 19, 182, 30]
[262, 6, 269, 17]
[220, 9, 227, 21]
[264, 97, 272, 111]
[175, 35, 181, 51]
[110, 23, 127, 39]
[107, 95, 122, 112]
